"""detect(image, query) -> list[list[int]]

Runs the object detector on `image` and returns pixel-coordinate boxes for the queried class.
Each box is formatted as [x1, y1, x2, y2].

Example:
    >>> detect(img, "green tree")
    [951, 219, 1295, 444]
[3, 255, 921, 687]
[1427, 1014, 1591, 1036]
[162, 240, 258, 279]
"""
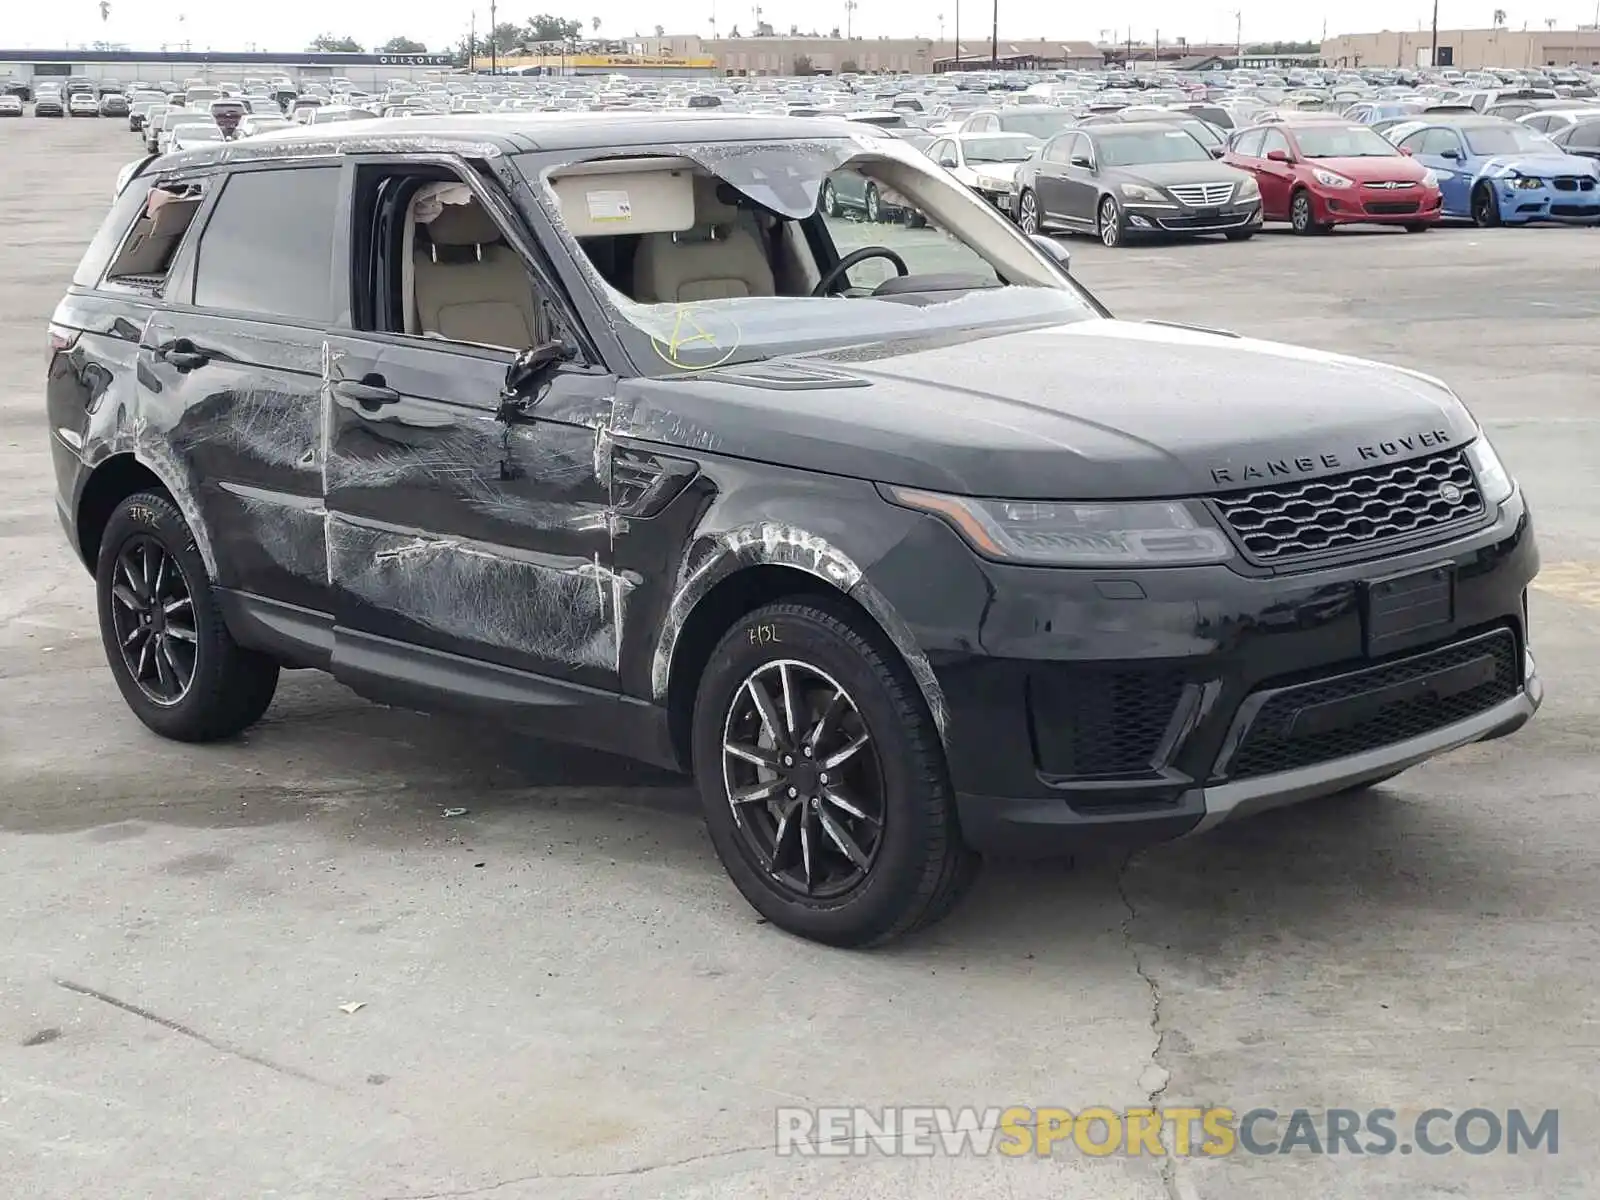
[527, 14, 583, 42]
[793, 53, 814, 74]
[654, 23, 665, 37]
[308, 33, 364, 52]
[839, 57, 859, 72]
[380, 36, 428, 53]
[490, 21, 525, 51]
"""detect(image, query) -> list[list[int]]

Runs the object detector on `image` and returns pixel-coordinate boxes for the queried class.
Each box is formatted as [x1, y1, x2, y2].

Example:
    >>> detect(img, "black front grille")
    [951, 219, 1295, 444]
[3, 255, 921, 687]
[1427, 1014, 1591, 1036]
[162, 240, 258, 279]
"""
[1029, 668, 1187, 777]
[1224, 628, 1519, 781]
[1212, 449, 1484, 566]
[1364, 201, 1421, 214]
[1552, 177, 1596, 192]
[1551, 203, 1598, 216]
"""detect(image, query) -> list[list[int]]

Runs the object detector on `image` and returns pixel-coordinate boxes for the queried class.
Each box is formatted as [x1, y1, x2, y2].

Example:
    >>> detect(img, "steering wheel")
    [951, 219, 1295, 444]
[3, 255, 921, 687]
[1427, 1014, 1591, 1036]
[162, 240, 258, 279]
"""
[811, 246, 910, 297]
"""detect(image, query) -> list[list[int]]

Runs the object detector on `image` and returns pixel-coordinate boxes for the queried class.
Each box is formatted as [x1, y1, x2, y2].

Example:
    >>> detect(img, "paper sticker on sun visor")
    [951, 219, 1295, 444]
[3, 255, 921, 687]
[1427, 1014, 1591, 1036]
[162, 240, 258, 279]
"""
[586, 189, 632, 222]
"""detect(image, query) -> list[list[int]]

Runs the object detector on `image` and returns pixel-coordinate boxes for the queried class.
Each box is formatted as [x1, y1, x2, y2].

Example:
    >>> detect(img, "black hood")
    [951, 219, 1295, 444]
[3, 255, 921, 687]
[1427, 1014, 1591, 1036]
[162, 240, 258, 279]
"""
[612, 319, 1477, 501]
[1108, 160, 1249, 188]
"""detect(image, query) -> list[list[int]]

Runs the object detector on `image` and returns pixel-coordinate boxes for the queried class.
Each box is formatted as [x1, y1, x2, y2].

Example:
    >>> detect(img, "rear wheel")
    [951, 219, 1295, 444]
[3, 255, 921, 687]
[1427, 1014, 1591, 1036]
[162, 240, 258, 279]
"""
[692, 600, 977, 947]
[96, 492, 279, 742]
[1471, 184, 1502, 228]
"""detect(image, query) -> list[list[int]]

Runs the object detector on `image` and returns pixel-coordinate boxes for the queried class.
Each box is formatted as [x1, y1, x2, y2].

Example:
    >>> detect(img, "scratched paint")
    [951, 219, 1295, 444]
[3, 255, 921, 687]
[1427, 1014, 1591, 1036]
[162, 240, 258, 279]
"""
[173, 388, 320, 472]
[328, 518, 631, 671]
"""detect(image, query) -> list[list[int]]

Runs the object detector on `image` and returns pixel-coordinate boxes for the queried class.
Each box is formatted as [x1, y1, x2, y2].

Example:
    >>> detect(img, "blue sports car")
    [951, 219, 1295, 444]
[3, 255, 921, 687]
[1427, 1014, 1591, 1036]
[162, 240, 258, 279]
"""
[1385, 115, 1600, 226]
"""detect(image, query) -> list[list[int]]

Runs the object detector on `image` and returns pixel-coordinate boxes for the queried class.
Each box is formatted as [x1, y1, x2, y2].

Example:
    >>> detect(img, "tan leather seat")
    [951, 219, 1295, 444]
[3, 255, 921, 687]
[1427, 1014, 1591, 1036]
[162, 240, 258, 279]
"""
[631, 181, 776, 303]
[412, 200, 541, 348]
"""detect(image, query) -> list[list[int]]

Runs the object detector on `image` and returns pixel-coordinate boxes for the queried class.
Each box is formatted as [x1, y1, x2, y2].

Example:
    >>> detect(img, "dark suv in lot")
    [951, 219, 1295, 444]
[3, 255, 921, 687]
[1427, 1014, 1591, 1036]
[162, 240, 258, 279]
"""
[48, 115, 1540, 946]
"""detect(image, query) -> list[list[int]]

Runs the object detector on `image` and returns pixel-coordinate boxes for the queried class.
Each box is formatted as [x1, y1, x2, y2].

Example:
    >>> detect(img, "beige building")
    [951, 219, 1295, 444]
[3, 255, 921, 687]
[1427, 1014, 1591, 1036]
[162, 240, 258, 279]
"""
[1322, 27, 1600, 69]
[637, 34, 1102, 75]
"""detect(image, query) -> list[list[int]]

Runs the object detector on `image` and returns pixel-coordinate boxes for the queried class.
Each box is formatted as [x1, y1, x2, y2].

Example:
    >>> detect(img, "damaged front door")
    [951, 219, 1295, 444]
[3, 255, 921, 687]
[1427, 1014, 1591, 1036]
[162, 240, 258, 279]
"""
[322, 332, 626, 710]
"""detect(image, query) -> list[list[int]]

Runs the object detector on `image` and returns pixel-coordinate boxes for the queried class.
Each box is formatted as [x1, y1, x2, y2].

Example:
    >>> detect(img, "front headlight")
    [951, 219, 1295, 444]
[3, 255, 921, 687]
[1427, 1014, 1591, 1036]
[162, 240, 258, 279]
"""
[1120, 182, 1167, 203]
[882, 487, 1234, 566]
[1236, 176, 1260, 200]
[1465, 437, 1514, 506]
[1312, 168, 1354, 188]
[1511, 175, 1543, 189]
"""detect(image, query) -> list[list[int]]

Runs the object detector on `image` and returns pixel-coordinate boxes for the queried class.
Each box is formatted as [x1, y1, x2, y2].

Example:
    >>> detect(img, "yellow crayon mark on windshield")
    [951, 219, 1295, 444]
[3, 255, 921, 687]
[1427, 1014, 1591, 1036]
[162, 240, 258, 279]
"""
[650, 303, 740, 371]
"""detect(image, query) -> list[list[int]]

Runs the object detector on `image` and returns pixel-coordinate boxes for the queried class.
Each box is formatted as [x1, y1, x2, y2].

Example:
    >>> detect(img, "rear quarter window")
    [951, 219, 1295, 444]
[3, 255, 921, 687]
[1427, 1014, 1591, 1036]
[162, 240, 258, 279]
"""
[72, 178, 155, 288]
[191, 165, 342, 324]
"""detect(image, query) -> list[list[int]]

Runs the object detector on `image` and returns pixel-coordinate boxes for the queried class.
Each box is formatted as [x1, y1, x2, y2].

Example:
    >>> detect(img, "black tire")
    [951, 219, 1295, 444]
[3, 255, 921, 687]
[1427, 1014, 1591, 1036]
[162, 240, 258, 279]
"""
[1224, 229, 1256, 241]
[1404, 222, 1432, 233]
[820, 179, 840, 218]
[1471, 185, 1502, 228]
[691, 599, 978, 947]
[96, 491, 279, 742]
[864, 183, 883, 223]
[1017, 187, 1042, 234]
[1098, 195, 1125, 247]
[1290, 190, 1325, 235]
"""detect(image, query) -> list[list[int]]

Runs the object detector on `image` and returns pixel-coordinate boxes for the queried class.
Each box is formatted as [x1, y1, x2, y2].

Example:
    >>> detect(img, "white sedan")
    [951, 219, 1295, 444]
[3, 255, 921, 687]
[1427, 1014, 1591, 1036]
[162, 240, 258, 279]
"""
[0, 95, 23, 117]
[68, 92, 101, 117]
[924, 132, 1042, 208]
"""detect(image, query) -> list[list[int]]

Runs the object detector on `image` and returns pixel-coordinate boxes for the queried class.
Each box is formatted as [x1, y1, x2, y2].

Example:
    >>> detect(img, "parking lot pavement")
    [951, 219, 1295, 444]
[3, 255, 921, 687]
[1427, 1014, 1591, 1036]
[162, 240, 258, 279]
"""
[1, 119, 1596, 1200]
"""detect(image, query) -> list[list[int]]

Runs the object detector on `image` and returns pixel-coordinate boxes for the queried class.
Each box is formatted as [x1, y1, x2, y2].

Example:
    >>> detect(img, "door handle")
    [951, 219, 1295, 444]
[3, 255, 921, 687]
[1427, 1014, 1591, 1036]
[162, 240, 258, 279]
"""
[333, 378, 401, 411]
[156, 338, 211, 370]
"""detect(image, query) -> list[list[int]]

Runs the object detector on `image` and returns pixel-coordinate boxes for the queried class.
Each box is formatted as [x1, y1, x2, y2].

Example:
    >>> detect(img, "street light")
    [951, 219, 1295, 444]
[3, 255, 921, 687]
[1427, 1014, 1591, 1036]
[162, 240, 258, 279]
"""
[1430, 0, 1439, 67]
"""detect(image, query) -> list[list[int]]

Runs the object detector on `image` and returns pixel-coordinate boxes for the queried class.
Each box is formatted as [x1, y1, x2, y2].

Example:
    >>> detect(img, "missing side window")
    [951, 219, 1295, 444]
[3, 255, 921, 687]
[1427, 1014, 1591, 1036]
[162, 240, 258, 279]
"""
[104, 181, 206, 289]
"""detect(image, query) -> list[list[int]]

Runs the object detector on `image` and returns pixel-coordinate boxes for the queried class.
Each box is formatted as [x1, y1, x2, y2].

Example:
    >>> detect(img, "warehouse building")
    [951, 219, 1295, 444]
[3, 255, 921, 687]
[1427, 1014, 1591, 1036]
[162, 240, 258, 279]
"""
[1321, 27, 1600, 69]
[0, 48, 461, 91]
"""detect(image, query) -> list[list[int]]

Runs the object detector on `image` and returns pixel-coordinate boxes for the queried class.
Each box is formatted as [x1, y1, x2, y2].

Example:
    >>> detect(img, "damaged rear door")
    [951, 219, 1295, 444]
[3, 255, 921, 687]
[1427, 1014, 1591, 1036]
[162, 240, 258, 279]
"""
[325, 158, 627, 718]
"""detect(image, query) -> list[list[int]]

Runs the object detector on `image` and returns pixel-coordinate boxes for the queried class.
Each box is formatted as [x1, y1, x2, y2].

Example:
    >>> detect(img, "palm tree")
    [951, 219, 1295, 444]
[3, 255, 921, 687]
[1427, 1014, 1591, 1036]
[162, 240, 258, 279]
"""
[591, 15, 601, 34]
[1491, 8, 1506, 27]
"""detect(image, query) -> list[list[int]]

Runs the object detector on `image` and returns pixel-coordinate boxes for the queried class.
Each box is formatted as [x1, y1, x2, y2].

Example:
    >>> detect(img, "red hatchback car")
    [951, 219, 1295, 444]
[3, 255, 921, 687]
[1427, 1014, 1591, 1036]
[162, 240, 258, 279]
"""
[1225, 122, 1444, 233]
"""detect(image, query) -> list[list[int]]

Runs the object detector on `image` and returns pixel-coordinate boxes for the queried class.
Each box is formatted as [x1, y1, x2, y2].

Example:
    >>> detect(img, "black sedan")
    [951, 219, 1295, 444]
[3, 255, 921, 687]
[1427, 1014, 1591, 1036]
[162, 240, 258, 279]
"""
[1012, 121, 1263, 247]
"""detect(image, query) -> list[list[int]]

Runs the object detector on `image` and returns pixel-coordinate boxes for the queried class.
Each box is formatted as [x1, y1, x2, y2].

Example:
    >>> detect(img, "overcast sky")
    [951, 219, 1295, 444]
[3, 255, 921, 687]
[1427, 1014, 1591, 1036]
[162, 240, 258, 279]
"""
[10, 1, 1600, 54]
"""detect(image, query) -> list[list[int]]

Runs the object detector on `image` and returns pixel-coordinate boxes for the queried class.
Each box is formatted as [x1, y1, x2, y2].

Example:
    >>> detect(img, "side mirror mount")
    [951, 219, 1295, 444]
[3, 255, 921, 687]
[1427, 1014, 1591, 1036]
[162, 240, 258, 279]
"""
[1266, 149, 1293, 163]
[498, 338, 576, 420]
[1070, 154, 1094, 170]
[1209, 146, 1226, 158]
[1399, 145, 1414, 156]
[1441, 147, 1463, 160]
[1030, 234, 1071, 273]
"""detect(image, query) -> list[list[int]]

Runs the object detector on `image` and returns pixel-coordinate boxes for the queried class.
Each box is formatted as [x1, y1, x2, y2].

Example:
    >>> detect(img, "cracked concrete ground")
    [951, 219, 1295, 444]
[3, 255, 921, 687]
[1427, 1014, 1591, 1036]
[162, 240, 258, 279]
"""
[2, 119, 1597, 1199]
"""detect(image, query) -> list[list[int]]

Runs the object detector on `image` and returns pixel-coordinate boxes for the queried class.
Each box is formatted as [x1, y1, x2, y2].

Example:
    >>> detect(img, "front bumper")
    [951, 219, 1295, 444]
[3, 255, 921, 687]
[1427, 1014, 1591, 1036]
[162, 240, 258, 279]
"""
[877, 489, 1539, 857]
[1124, 201, 1263, 235]
[1493, 177, 1600, 223]
[1319, 187, 1443, 224]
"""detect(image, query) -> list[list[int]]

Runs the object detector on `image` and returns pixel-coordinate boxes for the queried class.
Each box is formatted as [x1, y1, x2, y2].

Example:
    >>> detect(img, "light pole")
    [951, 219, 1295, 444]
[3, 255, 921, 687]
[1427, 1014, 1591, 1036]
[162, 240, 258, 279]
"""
[489, 0, 498, 74]
[845, 0, 857, 39]
[1232, 9, 1242, 66]
[953, 0, 960, 71]
[1429, 0, 1439, 67]
[989, 0, 997, 67]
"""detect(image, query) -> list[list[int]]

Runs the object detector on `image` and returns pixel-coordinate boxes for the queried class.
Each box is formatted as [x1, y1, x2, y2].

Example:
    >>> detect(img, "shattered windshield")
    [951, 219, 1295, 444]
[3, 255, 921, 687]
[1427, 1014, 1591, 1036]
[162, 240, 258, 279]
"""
[516, 136, 1096, 376]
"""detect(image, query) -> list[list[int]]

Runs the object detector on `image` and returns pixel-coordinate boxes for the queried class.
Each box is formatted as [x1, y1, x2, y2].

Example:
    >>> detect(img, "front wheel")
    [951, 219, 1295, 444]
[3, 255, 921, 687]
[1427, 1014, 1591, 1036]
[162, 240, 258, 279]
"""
[1471, 185, 1502, 228]
[1224, 229, 1256, 241]
[1017, 187, 1041, 234]
[864, 183, 883, 223]
[819, 179, 840, 218]
[96, 492, 279, 742]
[1404, 222, 1432, 233]
[1290, 190, 1325, 235]
[691, 600, 978, 947]
[1098, 195, 1125, 247]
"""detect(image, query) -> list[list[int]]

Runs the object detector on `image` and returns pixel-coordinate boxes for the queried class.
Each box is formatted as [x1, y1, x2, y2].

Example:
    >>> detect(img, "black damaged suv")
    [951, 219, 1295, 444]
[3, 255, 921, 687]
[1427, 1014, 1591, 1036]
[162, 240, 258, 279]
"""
[49, 115, 1540, 946]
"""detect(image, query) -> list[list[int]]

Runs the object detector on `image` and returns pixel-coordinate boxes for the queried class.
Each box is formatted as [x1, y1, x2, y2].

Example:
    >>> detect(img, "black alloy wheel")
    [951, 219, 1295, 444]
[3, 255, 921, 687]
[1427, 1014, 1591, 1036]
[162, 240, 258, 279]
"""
[96, 491, 280, 742]
[721, 658, 886, 899]
[1098, 195, 1124, 247]
[107, 535, 197, 705]
[1291, 190, 1321, 234]
[692, 599, 978, 946]
[1472, 185, 1502, 228]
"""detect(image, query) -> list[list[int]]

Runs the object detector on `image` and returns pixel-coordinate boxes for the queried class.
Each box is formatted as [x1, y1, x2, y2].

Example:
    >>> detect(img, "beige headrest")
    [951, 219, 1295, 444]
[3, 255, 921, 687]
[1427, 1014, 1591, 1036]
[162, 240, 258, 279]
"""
[693, 175, 743, 226]
[427, 201, 503, 247]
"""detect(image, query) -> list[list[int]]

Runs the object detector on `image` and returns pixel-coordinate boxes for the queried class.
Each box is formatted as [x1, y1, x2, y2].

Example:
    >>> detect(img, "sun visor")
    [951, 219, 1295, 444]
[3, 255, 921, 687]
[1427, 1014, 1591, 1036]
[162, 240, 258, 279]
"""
[552, 165, 697, 237]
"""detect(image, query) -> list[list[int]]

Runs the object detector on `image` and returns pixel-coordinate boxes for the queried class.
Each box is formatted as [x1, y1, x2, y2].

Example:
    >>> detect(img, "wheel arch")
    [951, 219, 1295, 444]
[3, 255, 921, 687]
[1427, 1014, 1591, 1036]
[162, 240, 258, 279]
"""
[656, 529, 951, 772]
[75, 454, 169, 570]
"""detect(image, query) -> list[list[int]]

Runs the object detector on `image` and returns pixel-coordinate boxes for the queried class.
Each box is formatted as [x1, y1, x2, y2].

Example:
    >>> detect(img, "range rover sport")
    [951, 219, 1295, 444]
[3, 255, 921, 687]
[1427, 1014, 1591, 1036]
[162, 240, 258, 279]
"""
[47, 115, 1540, 946]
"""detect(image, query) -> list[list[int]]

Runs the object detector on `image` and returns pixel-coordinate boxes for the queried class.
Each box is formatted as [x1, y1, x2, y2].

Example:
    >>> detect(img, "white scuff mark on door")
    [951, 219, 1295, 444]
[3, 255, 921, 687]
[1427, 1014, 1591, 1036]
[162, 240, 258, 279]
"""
[234, 493, 327, 583]
[174, 388, 320, 472]
[328, 520, 625, 671]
